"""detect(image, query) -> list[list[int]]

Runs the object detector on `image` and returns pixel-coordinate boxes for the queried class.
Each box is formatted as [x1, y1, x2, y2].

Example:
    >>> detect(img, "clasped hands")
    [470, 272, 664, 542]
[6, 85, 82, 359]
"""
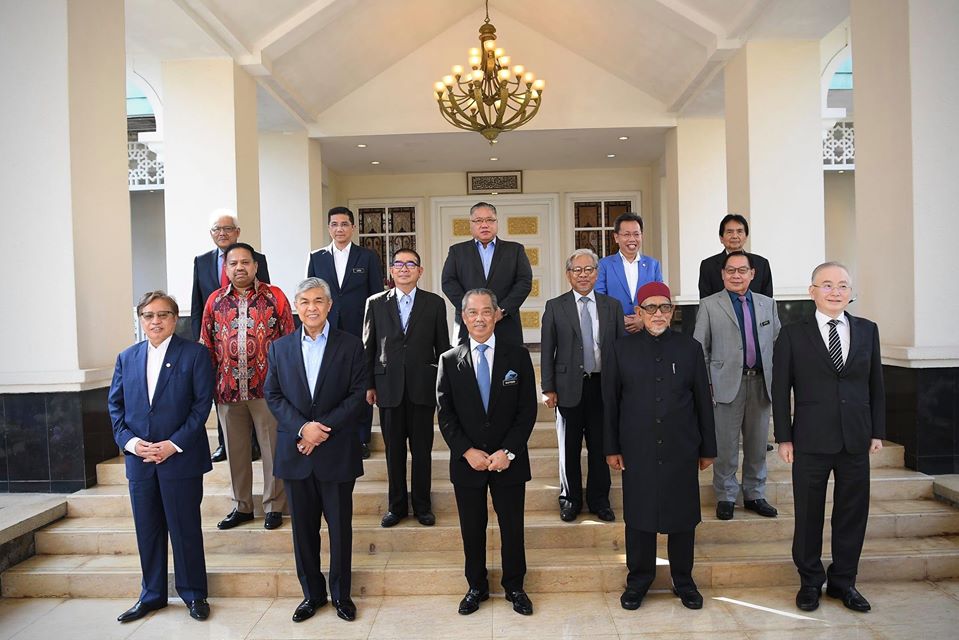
[134, 439, 177, 464]
[297, 421, 332, 455]
[464, 447, 511, 472]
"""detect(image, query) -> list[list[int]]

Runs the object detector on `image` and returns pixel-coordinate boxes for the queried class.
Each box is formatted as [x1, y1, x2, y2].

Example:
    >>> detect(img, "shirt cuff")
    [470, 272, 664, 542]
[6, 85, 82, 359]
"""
[171, 441, 183, 453]
[124, 437, 141, 454]
[298, 423, 309, 438]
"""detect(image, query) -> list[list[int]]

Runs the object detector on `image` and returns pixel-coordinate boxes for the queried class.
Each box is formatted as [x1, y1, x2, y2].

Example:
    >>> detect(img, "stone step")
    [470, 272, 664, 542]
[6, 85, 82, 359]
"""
[7, 535, 959, 598]
[34, 498, 959, 556]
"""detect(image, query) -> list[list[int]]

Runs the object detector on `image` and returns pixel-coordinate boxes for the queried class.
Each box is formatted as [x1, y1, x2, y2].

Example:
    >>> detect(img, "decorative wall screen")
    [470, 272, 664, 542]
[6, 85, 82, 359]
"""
[572, 200, 632, 257]
[357, 206, 417, 281]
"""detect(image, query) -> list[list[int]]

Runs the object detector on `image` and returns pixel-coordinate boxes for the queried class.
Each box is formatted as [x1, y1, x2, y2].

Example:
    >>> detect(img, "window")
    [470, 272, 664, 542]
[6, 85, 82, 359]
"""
[357, 206, 417, 280]
[573, 200, 631, 257]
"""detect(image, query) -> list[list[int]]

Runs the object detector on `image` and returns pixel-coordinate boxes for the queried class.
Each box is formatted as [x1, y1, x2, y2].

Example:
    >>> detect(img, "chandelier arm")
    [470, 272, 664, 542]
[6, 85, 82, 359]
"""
[447, 92, 482, 128]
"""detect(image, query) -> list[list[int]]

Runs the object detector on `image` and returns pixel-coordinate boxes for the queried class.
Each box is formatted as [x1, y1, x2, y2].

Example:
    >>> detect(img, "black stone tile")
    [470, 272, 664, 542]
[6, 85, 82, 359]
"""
[50, 480, 85, 493]
[914, 455, 959, 475]
[0, 395, 7, 483]
[0, 481, 7, 492]
[8, 480, 51, 493]
[81, 387, 117, 488]
[46, 392, 84, 483]
[3, 394, 50, 482]
[776, 299, 815, 326]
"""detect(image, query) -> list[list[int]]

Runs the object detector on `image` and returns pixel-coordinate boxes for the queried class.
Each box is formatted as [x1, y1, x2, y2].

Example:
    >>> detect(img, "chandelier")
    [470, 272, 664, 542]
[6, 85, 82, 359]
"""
[433, 0, 544, 143]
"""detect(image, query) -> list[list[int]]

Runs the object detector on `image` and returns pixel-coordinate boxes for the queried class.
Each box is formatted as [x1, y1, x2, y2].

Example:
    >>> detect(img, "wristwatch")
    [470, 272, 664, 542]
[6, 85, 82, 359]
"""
[503, 449, 516, 461]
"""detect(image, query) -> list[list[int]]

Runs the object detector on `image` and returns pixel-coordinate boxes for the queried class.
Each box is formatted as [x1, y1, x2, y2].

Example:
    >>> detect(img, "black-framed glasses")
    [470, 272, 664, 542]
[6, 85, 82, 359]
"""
[567, 266, 596, 276]
[638, 303, 673, 315]
[390, 261, 420, 270]
[723, 266, 752, 275]
[140, 311, 176, 320]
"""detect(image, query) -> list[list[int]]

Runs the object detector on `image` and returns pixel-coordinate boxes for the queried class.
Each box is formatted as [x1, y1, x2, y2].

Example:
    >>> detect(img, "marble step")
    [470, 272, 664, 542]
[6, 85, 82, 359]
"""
[7, 535, 959, 598]
[34, 499, 959, 556]
[64, 467, 933, 518]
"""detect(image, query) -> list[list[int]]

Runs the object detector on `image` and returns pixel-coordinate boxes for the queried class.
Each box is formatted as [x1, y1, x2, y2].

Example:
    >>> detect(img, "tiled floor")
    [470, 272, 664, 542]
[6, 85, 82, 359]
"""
[1, 581, 957, 639]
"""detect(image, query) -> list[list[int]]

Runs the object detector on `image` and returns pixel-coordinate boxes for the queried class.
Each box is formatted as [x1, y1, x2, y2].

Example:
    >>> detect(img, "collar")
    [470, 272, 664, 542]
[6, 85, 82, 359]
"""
[327, 241, 352, 256]
[619, 251, 642, 265]
[474, 237, 497, 250]
[395, 286, 418, 301]
[815, 310, 847, 329]
[228, 279, 263, 297]
[575, 289, 597, 304]
[147, 335, 173, 353]
[727, 289, 752, 303]
[302, 321, 330, 344]
[469, 334, 496, 354]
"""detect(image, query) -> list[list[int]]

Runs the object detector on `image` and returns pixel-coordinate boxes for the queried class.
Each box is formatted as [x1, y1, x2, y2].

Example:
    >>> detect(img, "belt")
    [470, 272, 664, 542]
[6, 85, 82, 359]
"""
[583, 371, 601, 379]
[743, 368, 763, 377]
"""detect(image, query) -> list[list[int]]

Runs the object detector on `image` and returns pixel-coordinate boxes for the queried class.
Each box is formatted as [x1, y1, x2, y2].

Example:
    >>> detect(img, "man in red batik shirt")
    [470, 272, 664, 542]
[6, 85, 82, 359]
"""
[201, 242, 295, 531]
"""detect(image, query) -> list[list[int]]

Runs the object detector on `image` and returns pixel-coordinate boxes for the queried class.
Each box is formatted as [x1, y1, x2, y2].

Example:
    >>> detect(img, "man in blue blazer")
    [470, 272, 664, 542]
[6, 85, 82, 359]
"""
[265, 277, 368, 624]
[108, 291, 214, 623]
[306, 206, 384, 457]
[595, 212, 663, 334]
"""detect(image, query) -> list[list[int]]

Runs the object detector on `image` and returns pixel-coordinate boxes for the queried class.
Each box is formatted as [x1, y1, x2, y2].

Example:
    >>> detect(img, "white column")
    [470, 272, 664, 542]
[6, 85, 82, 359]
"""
[0, 0, 131, 390]
[724, 41, 825, 296]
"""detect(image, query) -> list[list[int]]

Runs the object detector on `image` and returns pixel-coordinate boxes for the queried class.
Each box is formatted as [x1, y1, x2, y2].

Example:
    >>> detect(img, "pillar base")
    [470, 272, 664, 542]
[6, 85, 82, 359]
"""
[884, 366, 959, 474]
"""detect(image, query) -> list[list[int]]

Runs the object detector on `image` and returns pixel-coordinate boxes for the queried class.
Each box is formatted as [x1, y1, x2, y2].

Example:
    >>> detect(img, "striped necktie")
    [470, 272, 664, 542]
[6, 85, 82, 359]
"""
[827, 319, 844, 371]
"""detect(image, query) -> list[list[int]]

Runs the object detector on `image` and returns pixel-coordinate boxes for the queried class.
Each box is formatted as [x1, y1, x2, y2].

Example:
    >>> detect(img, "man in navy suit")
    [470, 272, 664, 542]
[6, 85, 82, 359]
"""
[265, 277, 368, 624]
[191, 208, 270, 463]
[595, 212, 663, 334]
[108, 291, 214, 623]
[306, 206, 384, 458]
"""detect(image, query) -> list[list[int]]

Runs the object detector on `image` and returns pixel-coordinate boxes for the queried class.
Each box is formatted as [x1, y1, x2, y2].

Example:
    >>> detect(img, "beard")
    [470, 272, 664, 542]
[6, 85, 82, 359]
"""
[645, 324, 668, 336]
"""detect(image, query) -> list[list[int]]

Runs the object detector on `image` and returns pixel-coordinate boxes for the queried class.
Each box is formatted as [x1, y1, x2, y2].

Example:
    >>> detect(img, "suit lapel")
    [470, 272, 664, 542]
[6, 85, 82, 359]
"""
[486, 239, 504, 283]
[844, 313, 864, 376]
[464, 241, 487, 284]
[455, 344, 486, 414]
[286, 330, 311, 399]
[150, 336, 182, 407]
[487, 345, 509, 414]
[340, 243, 362, 289]
[717, 291, 739, 326]
[611, 256, 630, 303]
[561, 291, 582, 342]
[802, 316, 837, 372]
[319, 250, 341, 294]
[312, 331, 340, 400]
[403, 290, 424, 340]
[209, 249, 220, 285]
[135, 341, 150, 405]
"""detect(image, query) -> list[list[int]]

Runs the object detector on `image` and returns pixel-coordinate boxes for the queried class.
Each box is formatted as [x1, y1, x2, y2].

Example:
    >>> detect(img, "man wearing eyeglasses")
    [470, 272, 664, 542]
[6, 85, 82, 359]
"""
[541, 249, 624, 522]
[604, 281, 716, 612]
[191, 208, 271, 463]
[307, 206, 385, 459]
[595, 212, 664, 334]
[772, 262, 885, 614]
[441, 202, 533, 346]
[362, 248, 450, 528]
[698, 214, 773, 299]
[693, 252, 780, 522]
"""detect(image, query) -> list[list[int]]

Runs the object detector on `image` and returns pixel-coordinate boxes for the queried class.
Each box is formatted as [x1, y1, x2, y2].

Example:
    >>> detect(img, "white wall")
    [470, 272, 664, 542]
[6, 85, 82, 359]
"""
[130, 191, 168, 303]
[823, 172, 856, 283]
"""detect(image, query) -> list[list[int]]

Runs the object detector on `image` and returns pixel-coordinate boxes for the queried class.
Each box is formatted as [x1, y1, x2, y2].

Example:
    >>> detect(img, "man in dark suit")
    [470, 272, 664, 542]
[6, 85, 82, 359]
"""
[437, 288, 537, 616]
[541, 248, 624, 523]
[191, 209, 270, 463]
[108, 291, 214, 623]
[698, 214, 773, 299]
[604, 281, 716, 612]
[773, 262, 885, 614]
[363, 248, 450, 528]
[441, 202, 533, 346]
[306, 206, 384, 459]
[265, 277, 368, 624]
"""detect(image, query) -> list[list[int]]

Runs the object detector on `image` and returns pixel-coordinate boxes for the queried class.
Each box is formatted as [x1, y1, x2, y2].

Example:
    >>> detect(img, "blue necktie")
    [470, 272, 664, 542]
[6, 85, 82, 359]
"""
[400, 294, 412, 333]
[475, 343, 491, 411]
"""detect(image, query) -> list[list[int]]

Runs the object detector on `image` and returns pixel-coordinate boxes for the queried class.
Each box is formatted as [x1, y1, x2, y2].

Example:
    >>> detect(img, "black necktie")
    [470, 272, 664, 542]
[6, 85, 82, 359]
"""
[827, 319, 844, 371]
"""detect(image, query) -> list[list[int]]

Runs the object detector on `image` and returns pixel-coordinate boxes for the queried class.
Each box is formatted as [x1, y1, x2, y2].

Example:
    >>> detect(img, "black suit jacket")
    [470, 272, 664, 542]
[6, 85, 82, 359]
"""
[441, 238, 533, 345]
[265, 327, 367, 482]
[698, 251, 773, 299]
[306, 244, 384, 338]
[436, 341, 537, 488]
[772, 313, 886, 455]
[540, 290, 624, 407]
[363, 287, 450, 408]
[191, 248, 270, 340]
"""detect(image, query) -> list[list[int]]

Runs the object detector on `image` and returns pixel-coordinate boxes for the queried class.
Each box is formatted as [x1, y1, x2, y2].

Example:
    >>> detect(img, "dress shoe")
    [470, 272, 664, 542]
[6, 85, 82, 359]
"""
[361, 443, 371, 459]
[117, 600, 167, 623]
[767, 443, 774, 452]
[743, 498, 778, 517]
[292, 596, 328, 622]
[826, 584, 871, 612]
[716, 501, 735, 520]
[620, 587, 645, 610]
[251, 440, 261, 461]
[188, 599, 210, 621]
[217, 509, 254, 530]
[673, 586, 704, 610]
[796, 585, 821, 611]
[505, 590, 534, 615]
[381, 511, 404, 528]
[559, 505, 579, 522]
[416, 511, 436, 526]
[211, 445, 226, 463]
[458, 588, 489, 615]
[592, 507, 616, 522]
[264, 512, 283, 529]
[333, 598, 357, 621]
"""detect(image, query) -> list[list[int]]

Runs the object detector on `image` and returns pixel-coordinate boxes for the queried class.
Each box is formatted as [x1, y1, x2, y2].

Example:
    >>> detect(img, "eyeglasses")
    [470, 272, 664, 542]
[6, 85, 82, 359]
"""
[390, 261, 420, 270]
[329, 222, 353, 229]
[470, 217, 497, 225]
[811, 283, 852, 293]
[723, 266, 753, 275]
[210, 225, 237, 234]
[616, 232, 642, 239]
[464, 309, 495, 318]
[140, 311, 176, 320]
[638, 303, 673, 315]
[567, 266, 596, 276]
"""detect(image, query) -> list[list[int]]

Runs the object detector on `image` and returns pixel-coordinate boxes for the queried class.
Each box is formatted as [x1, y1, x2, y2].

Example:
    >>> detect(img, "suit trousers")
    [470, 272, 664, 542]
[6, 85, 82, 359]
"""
[557, 374, 611, 511]
[214, 404, 260, 452]
[453, 481, 527, 593]
[792, 449, 870, 590]
[359, 401, 373, 444]
[219, 398, 286, 513]
[379, 391, 435, 516]
[712, 372, 771, 502]
[128, 474, 207, 605]
[287, 474, 356, 601]
[625, 526, 696, 593]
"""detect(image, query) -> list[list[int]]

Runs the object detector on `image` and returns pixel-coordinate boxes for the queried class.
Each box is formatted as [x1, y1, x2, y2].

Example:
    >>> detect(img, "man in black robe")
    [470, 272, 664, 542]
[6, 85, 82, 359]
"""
[604, 281, 717, 611]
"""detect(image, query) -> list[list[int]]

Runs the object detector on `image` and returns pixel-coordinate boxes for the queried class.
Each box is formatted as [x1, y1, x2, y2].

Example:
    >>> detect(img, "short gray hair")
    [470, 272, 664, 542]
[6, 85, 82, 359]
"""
[565, 248, 599, 271]
[136, 290, 179, 316]
[209, 208, 239, 227]
[295, 277, 332, 301]
[810, 261, 851, 284]
[462, 288, 498, 311]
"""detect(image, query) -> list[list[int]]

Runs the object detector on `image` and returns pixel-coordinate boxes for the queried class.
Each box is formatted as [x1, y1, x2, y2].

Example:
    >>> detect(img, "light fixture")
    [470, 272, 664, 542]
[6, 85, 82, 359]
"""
[371, 161, 380, 165]
[607, 154, 616, 158]
[618, 136, 629, 141]
[489, 157, 498, 161]
[434, 0, 544, 143]
[356, 143, 367, 148]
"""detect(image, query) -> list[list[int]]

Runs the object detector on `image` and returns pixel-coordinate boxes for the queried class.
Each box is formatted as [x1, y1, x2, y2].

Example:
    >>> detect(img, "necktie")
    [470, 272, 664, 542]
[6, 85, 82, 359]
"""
[828, 319, 844, 371]
[400, 294, 412, 334]
[738, 295, 756, 368]
[580, 297, 596, 374]
[219, 255, 229, 287]
[475, 343, 491, 411]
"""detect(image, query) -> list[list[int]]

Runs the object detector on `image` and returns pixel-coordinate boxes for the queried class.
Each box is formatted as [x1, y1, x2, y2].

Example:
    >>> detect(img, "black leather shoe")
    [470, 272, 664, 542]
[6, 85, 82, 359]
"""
[251, 442, 261, 461]
[333, 598, 357, 621]
[743, 498, 778, 517]
[796, 585, 821, 611]
[117, 600, 167, 623]
[292, 597, 328, 622]
[188, 599, 210, 621]
[381, 511, 404, 528]
[505, 590, 533, 615]
[673, 587, 704, 610]
[217, 509, 254, 530]
[560, 505, 579, 522]
[211, 445, 226, 463]
[826, 584, 871, 612]
[620, 587, 645, 610]
[264, 512, 283, 530]
[767, 443, 774, 452]
[592, 507, 616, 522]
[361, 443, 371, 459]
[416, 511, 436, 526]
[716, 501, 735, 520]
[458, 588, 489, 615]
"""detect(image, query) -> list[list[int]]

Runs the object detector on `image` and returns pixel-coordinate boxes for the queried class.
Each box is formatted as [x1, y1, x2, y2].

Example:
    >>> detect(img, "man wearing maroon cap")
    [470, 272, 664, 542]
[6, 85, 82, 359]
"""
[603, 281, 717, 611]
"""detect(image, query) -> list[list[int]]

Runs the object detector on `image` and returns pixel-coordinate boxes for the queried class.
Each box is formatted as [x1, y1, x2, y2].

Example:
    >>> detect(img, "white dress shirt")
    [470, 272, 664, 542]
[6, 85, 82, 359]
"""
[620, 252, 640, 305]
[125, 336, 182, 454]
[469, 334, 496, 379]
[815, 310, 850, 363]
[578, 289, 601, 371]
[327, 241, 351, 287]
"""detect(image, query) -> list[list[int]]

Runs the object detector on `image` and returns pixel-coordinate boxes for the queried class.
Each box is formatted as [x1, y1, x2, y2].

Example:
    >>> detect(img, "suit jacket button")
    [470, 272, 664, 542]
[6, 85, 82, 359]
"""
[656, 397, 662, 402]
[656, 357, 662, 363]
[657, 439, 663, 444]
[656, 377, 663, 382]
[655, 418, 662, 424]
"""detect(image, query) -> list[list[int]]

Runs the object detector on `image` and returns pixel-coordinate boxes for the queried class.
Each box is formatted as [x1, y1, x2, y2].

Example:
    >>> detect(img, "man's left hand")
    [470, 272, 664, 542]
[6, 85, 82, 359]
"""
[869, 438, 883, 454]
[698, 457, 715, 471]
[487, 449, 511, 472]
[145, 440, 178, 464]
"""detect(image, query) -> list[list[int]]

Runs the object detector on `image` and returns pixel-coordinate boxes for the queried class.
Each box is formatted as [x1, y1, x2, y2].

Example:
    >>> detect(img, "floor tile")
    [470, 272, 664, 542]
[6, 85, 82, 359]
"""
[711, 585, 865, 631]
[855, 581, 959, 628]
[0, 598, 65, 640]
[125, 598, 272, 640]
[367, 594, 492, 639]
[9, 598, 146, 640]
[605, 589, 741, 635]
[490, 592, 616, 637]
[247, 596, 381, 639]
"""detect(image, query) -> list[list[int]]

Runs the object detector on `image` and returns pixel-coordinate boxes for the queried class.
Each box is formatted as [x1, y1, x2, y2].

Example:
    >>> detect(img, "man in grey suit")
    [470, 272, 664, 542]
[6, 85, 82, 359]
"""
[694, 251, 780, 521]
[541, 249, 624, 522]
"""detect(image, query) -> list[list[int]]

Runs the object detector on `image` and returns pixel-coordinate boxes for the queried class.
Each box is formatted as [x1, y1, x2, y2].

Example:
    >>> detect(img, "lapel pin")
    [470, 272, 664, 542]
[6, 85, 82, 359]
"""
[165, 363, 171, 368]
